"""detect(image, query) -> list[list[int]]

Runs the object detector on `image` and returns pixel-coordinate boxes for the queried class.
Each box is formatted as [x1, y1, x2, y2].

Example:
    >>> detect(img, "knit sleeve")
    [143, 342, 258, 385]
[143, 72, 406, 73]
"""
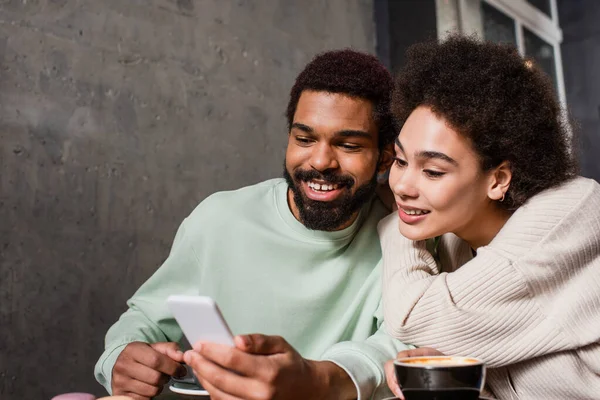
[378, 213, 574, 368]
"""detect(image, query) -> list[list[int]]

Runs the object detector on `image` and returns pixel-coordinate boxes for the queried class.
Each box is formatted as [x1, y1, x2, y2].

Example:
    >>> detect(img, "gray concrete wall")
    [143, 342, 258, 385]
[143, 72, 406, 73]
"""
[558, 0, 600, 182]
[0, 1, 376, 398]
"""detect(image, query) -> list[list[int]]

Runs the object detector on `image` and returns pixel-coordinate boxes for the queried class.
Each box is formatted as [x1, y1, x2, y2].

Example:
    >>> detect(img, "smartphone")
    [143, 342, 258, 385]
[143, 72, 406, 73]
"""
[167, 295, 235, 347]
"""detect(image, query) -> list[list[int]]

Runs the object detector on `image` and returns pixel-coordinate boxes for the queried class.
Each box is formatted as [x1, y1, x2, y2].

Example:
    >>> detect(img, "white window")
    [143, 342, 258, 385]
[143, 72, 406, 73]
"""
[481, 0, 566, 105]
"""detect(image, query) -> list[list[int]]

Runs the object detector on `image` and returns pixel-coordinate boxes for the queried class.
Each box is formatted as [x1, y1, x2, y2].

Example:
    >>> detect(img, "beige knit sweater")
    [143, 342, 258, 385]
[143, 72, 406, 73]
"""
[379, 176, 600, 400]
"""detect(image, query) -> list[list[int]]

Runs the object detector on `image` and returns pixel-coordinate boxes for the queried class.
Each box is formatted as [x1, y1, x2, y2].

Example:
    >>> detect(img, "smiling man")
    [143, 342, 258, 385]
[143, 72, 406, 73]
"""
[284, 90, 383, 232]
[95, 50, 412, 400]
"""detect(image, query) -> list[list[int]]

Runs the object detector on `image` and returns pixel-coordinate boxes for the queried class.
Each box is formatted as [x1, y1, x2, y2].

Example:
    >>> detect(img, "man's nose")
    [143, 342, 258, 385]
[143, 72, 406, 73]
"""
[309, 144, 339, 172]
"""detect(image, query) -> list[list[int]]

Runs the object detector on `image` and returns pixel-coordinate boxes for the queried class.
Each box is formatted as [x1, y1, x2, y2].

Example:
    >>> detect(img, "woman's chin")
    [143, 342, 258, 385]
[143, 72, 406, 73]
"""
[398, 225, 432, 242]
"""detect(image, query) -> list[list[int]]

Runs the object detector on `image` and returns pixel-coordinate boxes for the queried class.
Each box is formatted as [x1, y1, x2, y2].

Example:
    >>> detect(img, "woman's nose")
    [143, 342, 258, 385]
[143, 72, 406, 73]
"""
[390, 168, 419, 199]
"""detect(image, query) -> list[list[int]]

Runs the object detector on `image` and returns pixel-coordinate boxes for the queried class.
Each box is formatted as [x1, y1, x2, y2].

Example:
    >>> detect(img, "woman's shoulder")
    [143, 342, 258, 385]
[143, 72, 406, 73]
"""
[518, 176, 600, 224]
[511, 176, 599, 224]
[528, 176, 599, 206]
[488, 176, 600, 260]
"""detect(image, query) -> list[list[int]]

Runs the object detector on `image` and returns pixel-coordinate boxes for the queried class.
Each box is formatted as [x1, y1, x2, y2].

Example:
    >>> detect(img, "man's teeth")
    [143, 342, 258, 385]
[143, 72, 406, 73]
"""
[307, 182, 339, 191]
[403, 209, 430, 215]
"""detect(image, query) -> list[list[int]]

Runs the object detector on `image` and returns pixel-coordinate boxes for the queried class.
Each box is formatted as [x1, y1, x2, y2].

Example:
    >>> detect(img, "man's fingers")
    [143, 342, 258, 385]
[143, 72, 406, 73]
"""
[127, 361, 171, 387]
[112, 342, 183, 398]
[112, 360, 157, 396]
[121, 378, 162, 399]
[150, 342, 185, 363]
[134, 345, 186, 377]
[187, 343, 259, 377]
[112, 361, 164, 398]
[112, 375, 156, 400]
[235, 334, 289, 355]
[396, 347, 444, 359]
[119, 360, 162, 386]
[185, 351, 269, 400]
[385, 360, 404, 400]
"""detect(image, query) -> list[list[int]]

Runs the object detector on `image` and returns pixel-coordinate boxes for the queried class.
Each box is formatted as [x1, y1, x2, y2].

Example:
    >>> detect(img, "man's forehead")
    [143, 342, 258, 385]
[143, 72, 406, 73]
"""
[294, 91, 376, 133]
[296, 90, 372, 108]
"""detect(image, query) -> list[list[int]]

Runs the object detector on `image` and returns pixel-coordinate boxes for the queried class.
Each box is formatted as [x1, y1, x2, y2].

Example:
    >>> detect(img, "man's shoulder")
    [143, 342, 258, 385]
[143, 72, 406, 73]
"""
[187, 178, 285, 223]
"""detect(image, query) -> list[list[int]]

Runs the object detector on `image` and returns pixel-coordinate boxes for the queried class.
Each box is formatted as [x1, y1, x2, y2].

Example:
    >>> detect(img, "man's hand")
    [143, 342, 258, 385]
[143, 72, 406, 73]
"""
[184, 334, 357, 400]
[385, 347, 445, 400]
[111, 341, 187, 400]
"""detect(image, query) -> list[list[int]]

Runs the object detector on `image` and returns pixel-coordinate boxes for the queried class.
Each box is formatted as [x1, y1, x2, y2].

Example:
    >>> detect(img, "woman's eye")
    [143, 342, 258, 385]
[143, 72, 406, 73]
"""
[424, 170, 445, 178]
[393, 157, 407, 168]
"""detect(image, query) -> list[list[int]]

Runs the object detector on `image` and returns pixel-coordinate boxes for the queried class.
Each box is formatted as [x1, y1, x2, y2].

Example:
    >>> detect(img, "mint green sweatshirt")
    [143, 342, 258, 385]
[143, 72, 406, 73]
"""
[95, 178, 412, 399]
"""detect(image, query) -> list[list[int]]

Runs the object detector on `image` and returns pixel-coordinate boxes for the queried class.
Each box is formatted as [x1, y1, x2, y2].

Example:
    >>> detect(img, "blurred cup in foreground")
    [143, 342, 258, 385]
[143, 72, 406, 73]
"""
[393, 356, 486, 400]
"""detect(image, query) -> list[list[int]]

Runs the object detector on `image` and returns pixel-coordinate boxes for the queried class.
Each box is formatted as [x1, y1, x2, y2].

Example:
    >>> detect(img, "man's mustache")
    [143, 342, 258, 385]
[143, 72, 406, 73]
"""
[292, 169, 354, 188]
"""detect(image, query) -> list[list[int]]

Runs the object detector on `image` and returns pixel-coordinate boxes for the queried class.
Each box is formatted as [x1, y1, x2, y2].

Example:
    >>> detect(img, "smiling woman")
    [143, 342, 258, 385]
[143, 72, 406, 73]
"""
[391, 106, 513, 249]
[380, 35, 600, 400]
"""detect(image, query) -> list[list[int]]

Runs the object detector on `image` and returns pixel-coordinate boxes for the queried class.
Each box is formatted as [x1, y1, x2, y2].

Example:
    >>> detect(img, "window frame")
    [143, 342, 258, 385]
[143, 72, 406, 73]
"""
[481, 0, 566, 105]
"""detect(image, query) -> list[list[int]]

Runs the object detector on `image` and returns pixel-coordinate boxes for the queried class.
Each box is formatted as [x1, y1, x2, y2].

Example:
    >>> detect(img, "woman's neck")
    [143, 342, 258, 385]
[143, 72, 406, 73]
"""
[457, 204, 513, 250]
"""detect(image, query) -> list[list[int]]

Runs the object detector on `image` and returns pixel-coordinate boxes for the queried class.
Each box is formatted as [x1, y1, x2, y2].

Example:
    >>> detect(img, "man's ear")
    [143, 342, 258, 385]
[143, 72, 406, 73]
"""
[377, 144, 394, 175]
[488, 161, 512, 202]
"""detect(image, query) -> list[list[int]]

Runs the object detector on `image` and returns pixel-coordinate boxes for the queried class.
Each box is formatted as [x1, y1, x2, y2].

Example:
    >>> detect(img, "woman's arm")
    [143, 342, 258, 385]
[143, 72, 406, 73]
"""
[378, 213, 573, 367]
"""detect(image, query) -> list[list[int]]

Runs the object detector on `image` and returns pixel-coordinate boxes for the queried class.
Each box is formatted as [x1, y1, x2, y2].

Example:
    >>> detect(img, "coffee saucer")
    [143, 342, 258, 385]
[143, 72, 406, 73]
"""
[169, 381, 209, 396]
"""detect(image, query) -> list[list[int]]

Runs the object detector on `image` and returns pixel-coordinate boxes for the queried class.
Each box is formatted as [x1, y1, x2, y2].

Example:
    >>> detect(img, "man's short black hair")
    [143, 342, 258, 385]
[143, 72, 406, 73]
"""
[393, 35, 578, 210]
[286, 49, 396, 150]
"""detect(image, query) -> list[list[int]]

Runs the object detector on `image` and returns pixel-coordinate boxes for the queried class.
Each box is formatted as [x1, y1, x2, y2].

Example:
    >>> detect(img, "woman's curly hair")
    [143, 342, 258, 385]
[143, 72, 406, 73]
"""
[393, 35, 578, 210]
[286, 49, 397, 150]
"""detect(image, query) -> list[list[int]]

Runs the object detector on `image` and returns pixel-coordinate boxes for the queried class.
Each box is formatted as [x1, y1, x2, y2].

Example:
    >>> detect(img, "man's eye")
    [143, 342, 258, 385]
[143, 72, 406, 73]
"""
[340, 143, 361, 151]
[424, 170, 446, 178]
[393, 157, 407, 168]
[295, 137, 312, 144]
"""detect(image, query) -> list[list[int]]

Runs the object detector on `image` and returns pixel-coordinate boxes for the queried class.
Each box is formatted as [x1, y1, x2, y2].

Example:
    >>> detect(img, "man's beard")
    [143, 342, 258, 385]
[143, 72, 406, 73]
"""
[283, 162, 377, 231]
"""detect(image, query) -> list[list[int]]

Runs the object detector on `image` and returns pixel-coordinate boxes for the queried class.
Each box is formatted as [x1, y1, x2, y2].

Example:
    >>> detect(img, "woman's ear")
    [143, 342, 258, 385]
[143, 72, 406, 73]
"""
[377, 144, 395, 175]
[488, 161, 512, 202]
